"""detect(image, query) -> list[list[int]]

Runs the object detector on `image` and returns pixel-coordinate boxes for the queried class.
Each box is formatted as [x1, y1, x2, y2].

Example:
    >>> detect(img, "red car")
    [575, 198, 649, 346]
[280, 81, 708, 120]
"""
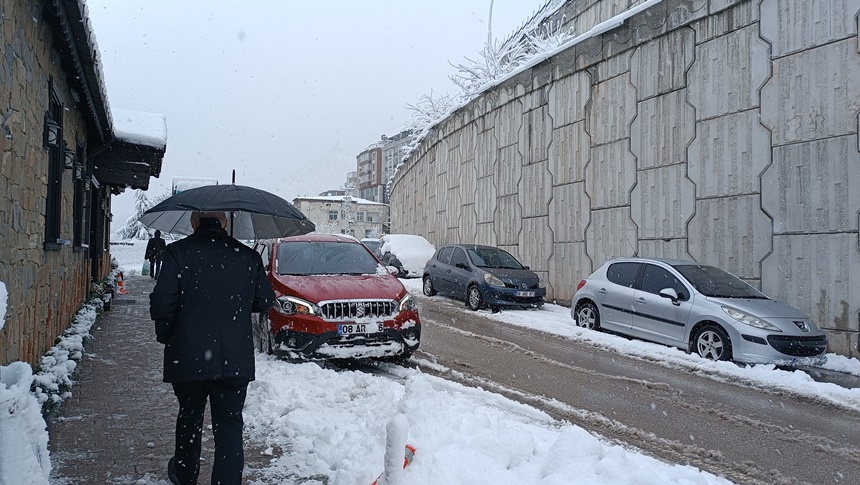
[252, 234, 420, 360]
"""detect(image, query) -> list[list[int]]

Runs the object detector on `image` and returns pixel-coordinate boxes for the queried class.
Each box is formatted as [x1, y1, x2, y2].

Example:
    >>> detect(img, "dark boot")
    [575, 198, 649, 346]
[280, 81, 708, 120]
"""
[167, 456, 181, 485]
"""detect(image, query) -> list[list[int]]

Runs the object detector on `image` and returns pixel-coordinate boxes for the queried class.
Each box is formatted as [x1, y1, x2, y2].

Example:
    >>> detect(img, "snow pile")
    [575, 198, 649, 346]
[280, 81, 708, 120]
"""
[380, 235, 436, 277]
[0, 281, 7, 331]
[31, 301, 102, 406]
[822, 354, 860, 377]
[112, 108, 167, 149]
[244, 358, 732, 484]
[0, 362, 51, 484]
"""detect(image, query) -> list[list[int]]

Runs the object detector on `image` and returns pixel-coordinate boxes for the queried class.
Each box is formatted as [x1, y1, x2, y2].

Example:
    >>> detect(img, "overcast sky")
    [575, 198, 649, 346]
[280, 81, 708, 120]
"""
[86, 0, 545, 231]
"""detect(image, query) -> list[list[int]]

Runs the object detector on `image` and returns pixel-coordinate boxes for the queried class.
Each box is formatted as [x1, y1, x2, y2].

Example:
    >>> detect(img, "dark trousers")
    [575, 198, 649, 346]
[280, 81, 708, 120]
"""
[171, 378, 249, 485]
[149, 257, 163, 279]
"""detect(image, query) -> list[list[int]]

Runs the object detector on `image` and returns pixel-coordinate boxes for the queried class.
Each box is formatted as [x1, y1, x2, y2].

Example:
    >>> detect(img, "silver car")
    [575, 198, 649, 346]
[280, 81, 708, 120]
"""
[570, 258, 827, 365]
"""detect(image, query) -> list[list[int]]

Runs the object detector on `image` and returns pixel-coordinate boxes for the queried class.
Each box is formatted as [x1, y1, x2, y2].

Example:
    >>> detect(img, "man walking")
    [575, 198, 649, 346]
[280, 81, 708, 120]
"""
[144, 230, 167, 279]
[150, 211, 274, 485]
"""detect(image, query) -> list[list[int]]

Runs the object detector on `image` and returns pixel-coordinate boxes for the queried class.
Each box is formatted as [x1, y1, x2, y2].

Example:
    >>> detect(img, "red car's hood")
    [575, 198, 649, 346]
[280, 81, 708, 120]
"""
[271, 274, 407, 303]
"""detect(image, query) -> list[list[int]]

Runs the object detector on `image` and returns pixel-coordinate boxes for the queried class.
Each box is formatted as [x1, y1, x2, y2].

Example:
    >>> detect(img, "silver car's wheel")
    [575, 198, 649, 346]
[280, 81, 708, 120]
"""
[423, 276, 436, 296]
[467, 285, 483, 311]
[576, 302, 600, 330]
[694, 325, 731, 361]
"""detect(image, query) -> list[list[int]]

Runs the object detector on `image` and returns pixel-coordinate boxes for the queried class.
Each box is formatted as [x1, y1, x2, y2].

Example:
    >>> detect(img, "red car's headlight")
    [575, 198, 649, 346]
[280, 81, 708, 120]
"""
[275, 296, 318, 316]
[399, 294, 416, 312]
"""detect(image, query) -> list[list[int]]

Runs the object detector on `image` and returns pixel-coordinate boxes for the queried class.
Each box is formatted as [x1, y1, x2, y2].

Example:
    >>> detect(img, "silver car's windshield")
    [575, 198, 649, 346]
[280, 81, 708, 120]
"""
[277, 241, 378, 276]
[673, 264, 766, 299]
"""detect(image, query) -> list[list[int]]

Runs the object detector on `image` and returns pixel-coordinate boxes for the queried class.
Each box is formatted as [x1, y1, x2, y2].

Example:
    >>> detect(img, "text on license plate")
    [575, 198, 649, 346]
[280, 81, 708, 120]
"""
[515, 290, 535, 297]
[338, 323, 384, 335]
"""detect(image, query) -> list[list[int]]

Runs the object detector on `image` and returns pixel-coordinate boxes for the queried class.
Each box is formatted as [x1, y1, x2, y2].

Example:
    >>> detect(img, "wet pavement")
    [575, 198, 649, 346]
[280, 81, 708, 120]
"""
[48, 276, 274, 485]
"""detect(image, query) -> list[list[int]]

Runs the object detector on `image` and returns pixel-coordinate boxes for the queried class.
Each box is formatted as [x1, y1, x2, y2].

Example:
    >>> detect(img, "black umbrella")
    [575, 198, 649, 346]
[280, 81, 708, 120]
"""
[139, 184, 315, 240]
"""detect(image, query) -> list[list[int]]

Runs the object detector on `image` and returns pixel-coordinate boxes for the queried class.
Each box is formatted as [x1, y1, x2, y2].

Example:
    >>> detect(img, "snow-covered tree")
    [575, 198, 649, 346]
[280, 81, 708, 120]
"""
[390, 0, 572, 188]
[114, 189, 170, 240]
[313, 221, 341, 235]
[524, 19, 573, 54]
[449, 38, 530, 97]
[340, 194, 354, 236]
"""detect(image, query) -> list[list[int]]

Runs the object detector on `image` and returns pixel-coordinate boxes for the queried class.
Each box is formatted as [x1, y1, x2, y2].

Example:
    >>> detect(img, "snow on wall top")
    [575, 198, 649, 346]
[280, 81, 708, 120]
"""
[295, 195, 387, 206]
[112, 109, 168, 150]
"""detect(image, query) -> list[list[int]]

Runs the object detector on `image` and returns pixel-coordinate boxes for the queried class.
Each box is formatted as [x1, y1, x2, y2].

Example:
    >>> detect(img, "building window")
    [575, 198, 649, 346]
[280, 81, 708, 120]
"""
[44, 79, 63, 250]
[366, 212, 377, 223]
[328, 210, 338, 221]
[356, 211, 365, 222]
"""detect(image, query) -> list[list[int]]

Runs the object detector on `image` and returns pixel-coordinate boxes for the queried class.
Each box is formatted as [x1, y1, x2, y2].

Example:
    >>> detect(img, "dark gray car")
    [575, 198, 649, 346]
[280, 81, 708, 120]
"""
[570, 258, 827, 365]
[423, 244, 546, 311]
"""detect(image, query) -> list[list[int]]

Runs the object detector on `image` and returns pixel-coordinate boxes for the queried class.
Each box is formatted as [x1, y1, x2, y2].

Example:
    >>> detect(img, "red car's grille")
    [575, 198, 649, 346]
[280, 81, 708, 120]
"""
[319, 299, 397, 321]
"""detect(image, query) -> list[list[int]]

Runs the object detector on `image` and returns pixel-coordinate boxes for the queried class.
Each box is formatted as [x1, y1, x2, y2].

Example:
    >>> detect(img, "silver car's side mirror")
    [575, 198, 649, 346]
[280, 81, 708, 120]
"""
[659, 288, 680, 305]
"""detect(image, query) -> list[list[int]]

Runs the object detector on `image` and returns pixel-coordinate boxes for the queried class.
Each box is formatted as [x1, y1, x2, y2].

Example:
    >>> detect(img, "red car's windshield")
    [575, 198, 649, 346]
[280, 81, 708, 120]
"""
[277, 241, 379, 276]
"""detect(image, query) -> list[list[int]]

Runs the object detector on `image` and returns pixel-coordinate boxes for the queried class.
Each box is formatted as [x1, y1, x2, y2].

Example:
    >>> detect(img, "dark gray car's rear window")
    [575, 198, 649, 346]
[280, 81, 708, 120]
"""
[437, 247, 454, 265]
[606, 262, 640, 288]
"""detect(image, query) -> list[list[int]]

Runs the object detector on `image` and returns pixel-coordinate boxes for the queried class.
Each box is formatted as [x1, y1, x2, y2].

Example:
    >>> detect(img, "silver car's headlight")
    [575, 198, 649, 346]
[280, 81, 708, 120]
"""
[722, 306, 782, 332]
[275, 296, 318, 316]
[399, 293, 416, 312]
[484, 273, 505, 287]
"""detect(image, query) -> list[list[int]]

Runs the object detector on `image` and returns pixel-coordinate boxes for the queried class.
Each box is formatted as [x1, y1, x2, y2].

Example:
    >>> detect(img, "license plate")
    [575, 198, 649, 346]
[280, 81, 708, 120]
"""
[515, 290, 535, 297]
[338, 323, 384, 335]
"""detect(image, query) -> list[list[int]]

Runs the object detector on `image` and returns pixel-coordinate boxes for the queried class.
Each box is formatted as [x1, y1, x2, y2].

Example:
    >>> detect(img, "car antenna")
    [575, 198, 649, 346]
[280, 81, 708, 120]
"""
[627, 238, 638, 257]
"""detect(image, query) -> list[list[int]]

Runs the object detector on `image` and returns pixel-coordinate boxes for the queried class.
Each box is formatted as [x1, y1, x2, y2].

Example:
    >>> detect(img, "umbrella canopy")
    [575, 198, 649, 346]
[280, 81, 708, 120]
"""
[139, 184, 315, 240]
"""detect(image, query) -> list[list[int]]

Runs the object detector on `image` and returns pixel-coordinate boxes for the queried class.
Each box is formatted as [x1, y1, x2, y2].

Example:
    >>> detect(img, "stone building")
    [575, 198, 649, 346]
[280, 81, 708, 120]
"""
[389, 0, 860, 357]
[0, 0, 166, 366]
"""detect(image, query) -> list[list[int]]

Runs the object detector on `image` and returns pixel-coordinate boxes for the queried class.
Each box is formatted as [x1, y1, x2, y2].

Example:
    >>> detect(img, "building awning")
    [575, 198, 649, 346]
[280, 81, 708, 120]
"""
[94, 145, 164, 192]
[43, 1, 167, 192]
[93, 109, 167, 192]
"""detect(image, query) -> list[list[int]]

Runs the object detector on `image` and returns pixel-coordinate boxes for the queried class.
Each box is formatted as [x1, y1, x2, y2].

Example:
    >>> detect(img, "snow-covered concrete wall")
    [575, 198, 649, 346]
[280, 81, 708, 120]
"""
[389, 0, 860, 358]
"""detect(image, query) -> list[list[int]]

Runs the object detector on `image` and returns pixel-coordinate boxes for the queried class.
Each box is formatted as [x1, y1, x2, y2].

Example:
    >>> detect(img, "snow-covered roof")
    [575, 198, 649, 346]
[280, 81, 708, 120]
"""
[112, 109, 168, 150]
[294, 195, 387, 206]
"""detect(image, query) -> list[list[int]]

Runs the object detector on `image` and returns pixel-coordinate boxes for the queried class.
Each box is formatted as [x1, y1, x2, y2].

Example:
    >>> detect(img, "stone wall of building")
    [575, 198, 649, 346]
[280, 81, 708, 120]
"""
[1, 0, 94, 366]
[389, 0, 860, 357]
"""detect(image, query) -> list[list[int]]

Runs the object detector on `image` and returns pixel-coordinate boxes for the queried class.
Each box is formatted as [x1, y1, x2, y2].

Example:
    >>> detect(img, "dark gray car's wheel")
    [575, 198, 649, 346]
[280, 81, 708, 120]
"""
[575, 302, 600, 330]
[467, 285, 483, 311]
[693, 325, 731, 361]
[423, 276, 436, 296]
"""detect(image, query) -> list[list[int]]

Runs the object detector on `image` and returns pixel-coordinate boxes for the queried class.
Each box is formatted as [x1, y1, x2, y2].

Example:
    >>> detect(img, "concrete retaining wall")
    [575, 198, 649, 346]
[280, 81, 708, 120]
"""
[389, 0, 860, 357]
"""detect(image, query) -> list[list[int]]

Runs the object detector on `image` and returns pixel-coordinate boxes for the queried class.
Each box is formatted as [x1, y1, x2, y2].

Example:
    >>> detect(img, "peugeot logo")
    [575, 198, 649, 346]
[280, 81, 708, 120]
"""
[521, 283, 527, 289]
[792, 320, 809, 332]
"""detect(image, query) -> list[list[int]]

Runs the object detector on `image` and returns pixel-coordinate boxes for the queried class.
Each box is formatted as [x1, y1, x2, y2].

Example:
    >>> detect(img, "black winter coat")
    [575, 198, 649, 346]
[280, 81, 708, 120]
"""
[144, 236, 166, 261]
[149, 223, 274, 383]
